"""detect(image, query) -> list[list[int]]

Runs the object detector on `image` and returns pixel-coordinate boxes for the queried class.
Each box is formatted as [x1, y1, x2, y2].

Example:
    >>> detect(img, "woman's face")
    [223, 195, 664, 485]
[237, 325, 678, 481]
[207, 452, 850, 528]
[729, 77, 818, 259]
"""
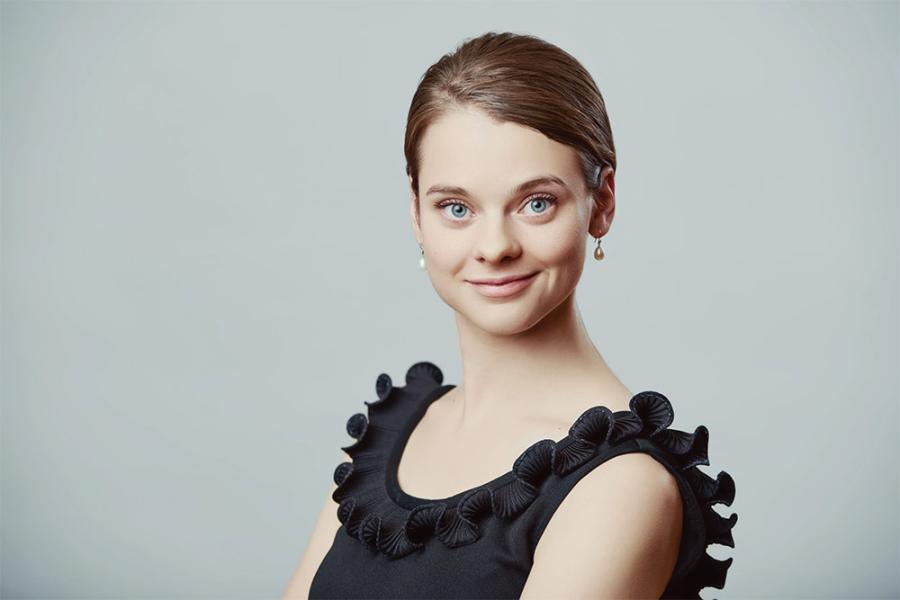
[409, 106, 614, 336]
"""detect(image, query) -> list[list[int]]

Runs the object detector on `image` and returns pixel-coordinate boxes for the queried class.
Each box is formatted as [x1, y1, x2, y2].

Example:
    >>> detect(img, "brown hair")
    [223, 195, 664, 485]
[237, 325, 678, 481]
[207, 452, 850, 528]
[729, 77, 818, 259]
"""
[404, 31, 617, 208]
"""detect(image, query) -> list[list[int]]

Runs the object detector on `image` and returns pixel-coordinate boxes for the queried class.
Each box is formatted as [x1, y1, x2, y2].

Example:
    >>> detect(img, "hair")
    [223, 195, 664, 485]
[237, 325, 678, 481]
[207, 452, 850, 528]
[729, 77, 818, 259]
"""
[404, 31, 617, 210]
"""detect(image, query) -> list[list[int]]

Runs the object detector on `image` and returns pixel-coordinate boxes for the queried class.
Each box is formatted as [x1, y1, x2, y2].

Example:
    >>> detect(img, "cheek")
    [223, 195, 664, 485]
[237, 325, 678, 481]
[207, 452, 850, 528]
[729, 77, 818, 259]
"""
[420, 213, 469, 266]
[427, 238, 467, 272]
[531, 224, 587, 293]
[532, 222, 585, 266]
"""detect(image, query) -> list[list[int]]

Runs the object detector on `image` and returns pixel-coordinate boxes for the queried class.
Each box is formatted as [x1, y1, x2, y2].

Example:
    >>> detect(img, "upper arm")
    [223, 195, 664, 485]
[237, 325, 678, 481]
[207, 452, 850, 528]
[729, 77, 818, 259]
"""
[281, 473, 343, 599]
[520, 452, 684, 600]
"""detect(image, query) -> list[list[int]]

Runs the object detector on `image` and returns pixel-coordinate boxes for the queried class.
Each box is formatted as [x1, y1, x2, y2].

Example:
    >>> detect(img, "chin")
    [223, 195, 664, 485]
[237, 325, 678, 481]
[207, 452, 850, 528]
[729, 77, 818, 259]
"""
[476, 319, 540, 337]
[452, 298, 552, 336]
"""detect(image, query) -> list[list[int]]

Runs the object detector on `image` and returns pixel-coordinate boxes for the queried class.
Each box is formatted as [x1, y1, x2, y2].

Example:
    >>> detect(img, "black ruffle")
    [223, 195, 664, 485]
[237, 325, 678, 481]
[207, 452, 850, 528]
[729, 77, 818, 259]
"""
[331, 361, 737, 598]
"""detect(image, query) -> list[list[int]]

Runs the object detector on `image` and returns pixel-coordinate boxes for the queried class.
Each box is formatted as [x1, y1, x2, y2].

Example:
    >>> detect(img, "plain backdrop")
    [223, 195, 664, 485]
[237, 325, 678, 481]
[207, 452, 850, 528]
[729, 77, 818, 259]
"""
[2, 1, 897, 598]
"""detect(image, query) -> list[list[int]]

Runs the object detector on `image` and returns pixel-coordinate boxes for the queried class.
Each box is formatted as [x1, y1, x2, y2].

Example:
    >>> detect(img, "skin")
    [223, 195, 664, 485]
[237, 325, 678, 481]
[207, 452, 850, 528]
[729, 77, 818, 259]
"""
[408, 104, 630, 434]
[282, 104, 682, 599]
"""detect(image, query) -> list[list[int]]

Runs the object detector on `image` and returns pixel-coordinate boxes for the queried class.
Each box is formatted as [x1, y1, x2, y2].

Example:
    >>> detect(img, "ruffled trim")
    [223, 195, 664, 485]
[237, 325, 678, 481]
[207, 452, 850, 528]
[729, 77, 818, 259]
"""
[330, 362, 737, 598]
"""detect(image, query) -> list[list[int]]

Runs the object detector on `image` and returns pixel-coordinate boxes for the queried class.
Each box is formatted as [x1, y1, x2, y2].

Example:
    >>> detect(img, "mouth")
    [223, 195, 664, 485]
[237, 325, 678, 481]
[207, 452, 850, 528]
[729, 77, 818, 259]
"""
[466, 272, 539, 285]
[466, 271, 539, 298]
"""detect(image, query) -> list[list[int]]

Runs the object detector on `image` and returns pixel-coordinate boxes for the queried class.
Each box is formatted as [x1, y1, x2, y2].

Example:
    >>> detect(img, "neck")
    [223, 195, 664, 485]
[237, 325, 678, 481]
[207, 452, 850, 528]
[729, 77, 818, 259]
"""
[449, 289, 630, 431]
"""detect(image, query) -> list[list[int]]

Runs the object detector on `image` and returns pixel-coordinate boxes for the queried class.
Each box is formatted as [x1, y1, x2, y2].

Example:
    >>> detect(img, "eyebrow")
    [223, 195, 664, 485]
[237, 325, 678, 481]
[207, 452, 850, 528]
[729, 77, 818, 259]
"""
[425, 175, 570, 198]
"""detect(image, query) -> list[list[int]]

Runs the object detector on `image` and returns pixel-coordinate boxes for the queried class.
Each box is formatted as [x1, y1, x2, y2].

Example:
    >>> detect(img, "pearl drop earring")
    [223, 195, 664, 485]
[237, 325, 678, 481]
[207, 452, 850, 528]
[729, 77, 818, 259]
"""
[594, 236, 605, 261]
[418, 243, 426, 269]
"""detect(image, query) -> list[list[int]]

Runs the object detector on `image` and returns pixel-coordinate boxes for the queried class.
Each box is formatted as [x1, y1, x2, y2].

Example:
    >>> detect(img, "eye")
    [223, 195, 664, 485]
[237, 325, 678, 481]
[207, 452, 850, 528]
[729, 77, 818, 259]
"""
[523, 194, 557, 215]
[435, 201, 471, 220]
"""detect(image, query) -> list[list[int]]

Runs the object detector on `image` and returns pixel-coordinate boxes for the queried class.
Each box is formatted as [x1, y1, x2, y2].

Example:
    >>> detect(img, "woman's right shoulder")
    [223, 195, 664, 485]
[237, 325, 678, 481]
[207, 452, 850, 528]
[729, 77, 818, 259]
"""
[334, 359, 448, 438]
[326, 359, 449, 478]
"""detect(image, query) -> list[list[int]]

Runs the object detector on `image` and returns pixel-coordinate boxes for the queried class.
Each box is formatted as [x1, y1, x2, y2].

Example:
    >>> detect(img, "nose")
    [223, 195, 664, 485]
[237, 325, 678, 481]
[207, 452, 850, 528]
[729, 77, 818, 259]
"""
[473, 215, 521, 264]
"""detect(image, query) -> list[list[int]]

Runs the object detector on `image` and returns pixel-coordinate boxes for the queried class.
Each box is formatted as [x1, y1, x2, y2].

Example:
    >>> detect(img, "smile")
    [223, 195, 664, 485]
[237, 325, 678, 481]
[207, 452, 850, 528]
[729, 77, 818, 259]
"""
[466, 272, 539, 299]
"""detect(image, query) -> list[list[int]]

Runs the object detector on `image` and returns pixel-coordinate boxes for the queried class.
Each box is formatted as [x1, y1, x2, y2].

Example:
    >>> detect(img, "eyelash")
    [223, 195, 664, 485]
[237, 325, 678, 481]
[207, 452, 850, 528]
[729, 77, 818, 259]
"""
[433, 194, 558, 220]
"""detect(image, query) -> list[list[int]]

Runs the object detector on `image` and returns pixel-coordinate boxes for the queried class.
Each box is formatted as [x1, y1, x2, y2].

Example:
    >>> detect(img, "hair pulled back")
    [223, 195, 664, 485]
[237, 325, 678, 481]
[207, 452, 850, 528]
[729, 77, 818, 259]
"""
[404, 31, 617, 206]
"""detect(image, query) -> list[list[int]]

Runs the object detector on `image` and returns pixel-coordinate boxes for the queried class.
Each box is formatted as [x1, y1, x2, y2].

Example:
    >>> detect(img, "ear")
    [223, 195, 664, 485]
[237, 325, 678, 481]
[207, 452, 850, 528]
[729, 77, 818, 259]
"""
[588, 166, 616, 238]
[408, 174, 423, 243]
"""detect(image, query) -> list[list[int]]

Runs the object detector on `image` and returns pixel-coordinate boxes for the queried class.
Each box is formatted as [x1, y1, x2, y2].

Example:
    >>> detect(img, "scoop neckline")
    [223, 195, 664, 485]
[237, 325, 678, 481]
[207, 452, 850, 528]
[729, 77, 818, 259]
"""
[384, 382, 577, 511]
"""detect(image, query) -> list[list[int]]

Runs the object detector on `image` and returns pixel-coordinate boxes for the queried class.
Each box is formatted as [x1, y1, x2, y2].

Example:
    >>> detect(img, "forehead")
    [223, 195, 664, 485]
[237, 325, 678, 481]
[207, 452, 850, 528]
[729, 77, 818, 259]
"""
[418, 107, 582, 194]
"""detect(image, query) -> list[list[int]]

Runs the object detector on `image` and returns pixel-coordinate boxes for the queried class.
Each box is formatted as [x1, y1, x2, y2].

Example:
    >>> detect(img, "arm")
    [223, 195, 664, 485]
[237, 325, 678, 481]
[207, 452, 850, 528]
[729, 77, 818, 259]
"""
[281, 478, 342, 599]
[520, 452, 684, 600]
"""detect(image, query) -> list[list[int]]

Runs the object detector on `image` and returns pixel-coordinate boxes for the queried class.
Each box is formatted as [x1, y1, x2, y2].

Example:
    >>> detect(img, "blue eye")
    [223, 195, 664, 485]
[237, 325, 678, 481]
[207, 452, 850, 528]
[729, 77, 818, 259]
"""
[526, 195, 555, 214]
[439, 202, 469, 219]
[433, 194, 557, 221]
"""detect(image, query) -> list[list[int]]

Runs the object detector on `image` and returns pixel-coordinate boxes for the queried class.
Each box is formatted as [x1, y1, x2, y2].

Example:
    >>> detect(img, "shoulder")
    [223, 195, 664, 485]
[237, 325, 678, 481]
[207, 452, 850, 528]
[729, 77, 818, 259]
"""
[544, 452, 684, 551]
[521, 452, 683, 598]
[574, 451, 683, 507]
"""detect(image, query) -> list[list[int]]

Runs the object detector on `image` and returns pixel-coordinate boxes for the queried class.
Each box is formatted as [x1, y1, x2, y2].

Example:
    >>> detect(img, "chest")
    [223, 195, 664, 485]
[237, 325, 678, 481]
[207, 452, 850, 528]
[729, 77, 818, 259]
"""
[396, 412, 570, 501]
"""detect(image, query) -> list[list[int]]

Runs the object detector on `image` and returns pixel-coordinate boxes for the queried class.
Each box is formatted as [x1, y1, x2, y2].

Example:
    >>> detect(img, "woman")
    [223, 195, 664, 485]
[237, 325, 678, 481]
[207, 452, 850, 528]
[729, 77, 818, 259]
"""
[285, 31, 737, 599]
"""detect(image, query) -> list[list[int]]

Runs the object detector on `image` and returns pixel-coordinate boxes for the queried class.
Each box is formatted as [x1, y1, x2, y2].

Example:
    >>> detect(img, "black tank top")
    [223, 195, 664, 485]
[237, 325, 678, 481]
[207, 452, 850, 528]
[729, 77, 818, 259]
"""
[309, 361, 737, 599]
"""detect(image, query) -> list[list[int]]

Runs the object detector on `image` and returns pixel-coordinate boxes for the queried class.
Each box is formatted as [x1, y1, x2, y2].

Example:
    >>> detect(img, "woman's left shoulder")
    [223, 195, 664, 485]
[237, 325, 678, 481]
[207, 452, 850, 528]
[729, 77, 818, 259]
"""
[530, 389, 738, 598]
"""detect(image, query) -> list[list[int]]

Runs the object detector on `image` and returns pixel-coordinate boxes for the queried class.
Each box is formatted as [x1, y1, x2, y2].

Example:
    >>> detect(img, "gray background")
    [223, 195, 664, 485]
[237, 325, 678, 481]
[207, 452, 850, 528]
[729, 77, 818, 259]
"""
[2, 1, 897, 598]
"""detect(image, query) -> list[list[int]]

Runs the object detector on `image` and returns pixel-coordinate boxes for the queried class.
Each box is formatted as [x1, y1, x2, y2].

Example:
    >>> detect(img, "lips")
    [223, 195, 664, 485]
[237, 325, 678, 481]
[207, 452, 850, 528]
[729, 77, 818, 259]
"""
[466, 272, 538, 285]
[466, 271, 539, 299]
